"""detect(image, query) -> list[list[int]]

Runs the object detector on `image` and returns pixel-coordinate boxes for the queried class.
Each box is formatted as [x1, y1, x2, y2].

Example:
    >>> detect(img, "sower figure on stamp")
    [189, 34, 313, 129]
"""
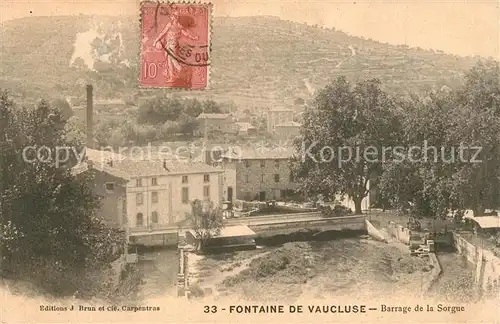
[153, 8, 199, 83]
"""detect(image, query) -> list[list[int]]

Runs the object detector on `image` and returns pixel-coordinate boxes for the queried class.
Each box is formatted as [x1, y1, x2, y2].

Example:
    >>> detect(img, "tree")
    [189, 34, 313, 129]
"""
[378, 91, 461, 218]
[291, 77, 402, 214]
[51, 98, 74, 121]
[0, 92, 121, 297]
[379, 61, 500, 218]
[137, 96, 183, 124]
[64, 115, 86, 147]
[185, 199, 224, 251]
[202, 99, 224, 114]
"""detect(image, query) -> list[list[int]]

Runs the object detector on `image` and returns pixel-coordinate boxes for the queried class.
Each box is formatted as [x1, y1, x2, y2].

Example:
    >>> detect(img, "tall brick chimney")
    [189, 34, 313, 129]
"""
[86, 84, 93, 149]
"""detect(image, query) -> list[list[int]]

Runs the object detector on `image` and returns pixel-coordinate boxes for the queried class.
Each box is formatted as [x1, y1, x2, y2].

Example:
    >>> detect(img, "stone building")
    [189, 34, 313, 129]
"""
[221, 146, 298, 201]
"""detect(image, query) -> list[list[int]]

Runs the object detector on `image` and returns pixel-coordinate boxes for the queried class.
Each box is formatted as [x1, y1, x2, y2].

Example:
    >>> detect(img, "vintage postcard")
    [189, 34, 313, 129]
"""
[0, 0, 499, 323]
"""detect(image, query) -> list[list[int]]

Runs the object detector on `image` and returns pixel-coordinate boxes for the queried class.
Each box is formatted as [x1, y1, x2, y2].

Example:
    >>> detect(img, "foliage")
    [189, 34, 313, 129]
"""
[185, 199, 224, 251]
[292, 77, 402, 214]
[0, 91, 122, 296]
[379, 60, 500, 218]
[51, 98, 74, 121]
[137, 96, 223, 125]
[64, 115, 86, 147]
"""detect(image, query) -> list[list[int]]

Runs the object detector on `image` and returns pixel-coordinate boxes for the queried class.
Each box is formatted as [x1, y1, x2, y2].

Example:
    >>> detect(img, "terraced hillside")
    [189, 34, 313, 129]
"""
[0, 15, 482, 110]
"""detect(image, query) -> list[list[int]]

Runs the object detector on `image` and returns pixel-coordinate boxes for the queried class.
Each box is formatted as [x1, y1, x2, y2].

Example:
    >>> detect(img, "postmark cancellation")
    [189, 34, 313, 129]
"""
[139, 1, 212, 90]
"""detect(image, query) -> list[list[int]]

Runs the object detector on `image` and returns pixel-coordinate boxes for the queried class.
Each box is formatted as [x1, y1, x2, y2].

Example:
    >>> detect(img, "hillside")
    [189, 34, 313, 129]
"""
[0, 15, 482, 110]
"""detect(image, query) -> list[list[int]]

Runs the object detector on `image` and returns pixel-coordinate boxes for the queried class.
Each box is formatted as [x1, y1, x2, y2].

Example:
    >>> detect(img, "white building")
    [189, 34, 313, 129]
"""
[76, 158, 224, 233]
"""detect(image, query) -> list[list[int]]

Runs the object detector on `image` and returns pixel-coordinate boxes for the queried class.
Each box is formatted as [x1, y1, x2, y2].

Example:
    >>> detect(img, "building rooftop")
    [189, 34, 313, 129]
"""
[71, 161, 131, 180]
[221, 146, 295, 160]
[464, 214, 500, 229]
[110, 159, 223, 177]
[197, 113, 231, 120]
[188, 225, 256, 239]
[85, 148, 126, 163]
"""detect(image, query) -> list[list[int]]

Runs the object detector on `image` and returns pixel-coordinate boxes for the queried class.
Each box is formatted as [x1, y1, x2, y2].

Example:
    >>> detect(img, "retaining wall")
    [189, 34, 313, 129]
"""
[386, 222, 411, 244]
[453, 232, 500, 296]
[421, 253, 442, 293]
[132, 232, 179, 247]
[369, 220, 442, 293]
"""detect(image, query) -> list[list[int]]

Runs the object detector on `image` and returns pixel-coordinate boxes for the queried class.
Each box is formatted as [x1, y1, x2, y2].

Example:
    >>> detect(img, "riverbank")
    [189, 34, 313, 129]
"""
[187, 237, 431, 302]
[366, 216, 443, 294]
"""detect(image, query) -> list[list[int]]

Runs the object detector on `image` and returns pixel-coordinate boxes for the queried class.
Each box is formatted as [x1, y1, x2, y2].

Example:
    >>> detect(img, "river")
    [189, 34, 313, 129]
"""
[135, 238, 476, 302]
[428, 252, 476, 303]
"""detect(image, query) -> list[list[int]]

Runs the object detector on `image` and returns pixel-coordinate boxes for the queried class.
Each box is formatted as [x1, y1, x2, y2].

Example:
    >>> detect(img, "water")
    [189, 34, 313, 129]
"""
[135, 238, 476, 301]
[428, 252, 476, 303]
[136, 249, 179, 299]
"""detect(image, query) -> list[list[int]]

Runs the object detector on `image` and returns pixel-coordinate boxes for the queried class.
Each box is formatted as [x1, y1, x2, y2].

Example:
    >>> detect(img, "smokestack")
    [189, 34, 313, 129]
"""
[86, 84, 94, 149]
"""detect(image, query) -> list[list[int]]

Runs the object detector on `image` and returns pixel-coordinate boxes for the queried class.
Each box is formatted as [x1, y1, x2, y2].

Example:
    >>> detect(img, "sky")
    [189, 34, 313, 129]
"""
[1, 0, 499, 58]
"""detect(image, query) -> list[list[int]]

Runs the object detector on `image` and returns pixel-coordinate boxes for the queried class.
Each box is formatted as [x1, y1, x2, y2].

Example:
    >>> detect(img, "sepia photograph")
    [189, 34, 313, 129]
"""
[0, 0, 499, 322]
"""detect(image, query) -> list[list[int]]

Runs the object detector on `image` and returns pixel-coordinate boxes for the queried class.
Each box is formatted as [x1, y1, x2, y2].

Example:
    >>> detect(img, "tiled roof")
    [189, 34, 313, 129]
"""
[71, 161, 131, 180]
[111, 160, 168, 177]
[111, 160, 223, 177]
[197, 113, 231, 120]
[85, 148, 126, 163]
[221, 146, 295, 160]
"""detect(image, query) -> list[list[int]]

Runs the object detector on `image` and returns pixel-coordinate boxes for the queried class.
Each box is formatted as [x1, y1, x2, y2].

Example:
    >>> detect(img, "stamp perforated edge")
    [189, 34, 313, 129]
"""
[138, 0, 213, 91]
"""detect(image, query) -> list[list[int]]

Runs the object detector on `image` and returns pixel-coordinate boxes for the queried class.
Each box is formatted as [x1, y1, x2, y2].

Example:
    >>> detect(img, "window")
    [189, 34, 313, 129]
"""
[244, 160, 250, 168]
[289, 173, 294, 182]
[136, 213, 144, 226]
[204, 174, 210, 183]
[274, 159, 280, 168]
[151, 211, 158, 224]
[152, 177, 158, 186]
[261, 174, 264, 182]
[136, 192, 144, 205]
[136, 178, 142, 187]
[182, 187, 189, 203]
[274, 174, 280, 183]
[152, 191, 158, 204]
[182, 175, 188, 183]
[245, 174, 249, 183]
[260, 160, 265, 167]
[203, 185, 210, 198]
[105, 182, 115, 192]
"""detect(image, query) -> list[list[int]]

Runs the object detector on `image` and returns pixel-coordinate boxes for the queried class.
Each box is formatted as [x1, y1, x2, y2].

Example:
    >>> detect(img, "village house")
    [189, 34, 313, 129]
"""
[267, 108, 294, 133]
[220, 146, 298, 201]
[195, 113, 238, 136]
[74, 158, 224, 232]
[235, 122, 257, 137]
[274, 121, 301, 139]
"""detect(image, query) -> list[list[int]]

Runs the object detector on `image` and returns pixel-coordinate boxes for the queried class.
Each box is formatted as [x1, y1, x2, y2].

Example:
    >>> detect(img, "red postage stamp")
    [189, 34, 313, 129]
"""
[140, 1, 211, 89]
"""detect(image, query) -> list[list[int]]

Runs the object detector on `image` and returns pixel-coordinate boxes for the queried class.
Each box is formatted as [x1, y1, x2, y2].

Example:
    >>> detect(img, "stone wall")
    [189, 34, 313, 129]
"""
[453, 232, 500, 296]
[234, 158, 297, 201]
[131, 232, 179, 247]
[386, 221, 411, 244]
[421, 253, 442, 293]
